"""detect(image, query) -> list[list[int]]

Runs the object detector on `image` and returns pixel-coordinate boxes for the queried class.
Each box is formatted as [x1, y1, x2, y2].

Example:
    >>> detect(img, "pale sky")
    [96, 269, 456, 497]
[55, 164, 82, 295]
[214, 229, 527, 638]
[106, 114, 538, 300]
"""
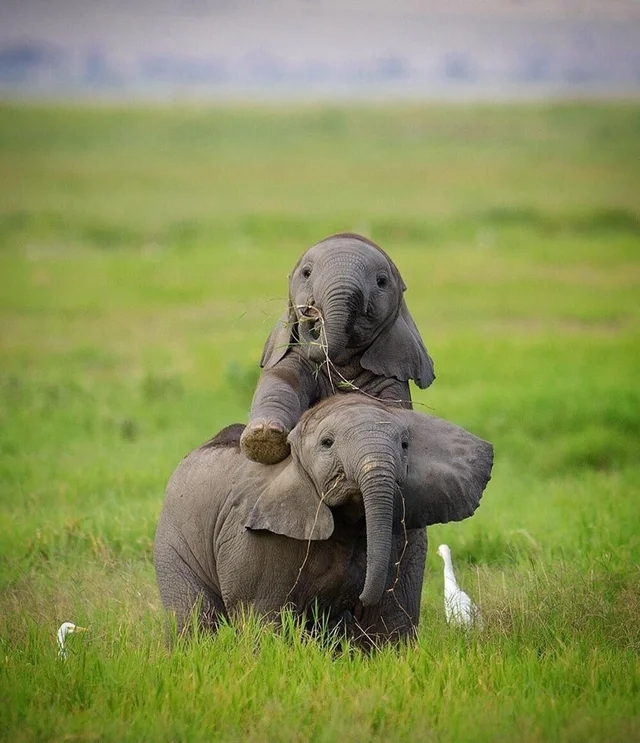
[1, 0, 638, 63]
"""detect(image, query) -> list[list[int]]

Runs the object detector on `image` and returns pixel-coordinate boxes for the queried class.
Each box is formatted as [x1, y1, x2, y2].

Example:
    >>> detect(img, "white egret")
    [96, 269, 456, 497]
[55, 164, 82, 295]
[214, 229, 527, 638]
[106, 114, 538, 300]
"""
[56, 622, 87, 659]
[436, 544, 483, 629]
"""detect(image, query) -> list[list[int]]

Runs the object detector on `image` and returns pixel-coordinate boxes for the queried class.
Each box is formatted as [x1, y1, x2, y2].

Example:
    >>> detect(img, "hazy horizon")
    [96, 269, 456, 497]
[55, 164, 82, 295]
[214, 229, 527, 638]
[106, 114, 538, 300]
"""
[2, 0, 639, 99]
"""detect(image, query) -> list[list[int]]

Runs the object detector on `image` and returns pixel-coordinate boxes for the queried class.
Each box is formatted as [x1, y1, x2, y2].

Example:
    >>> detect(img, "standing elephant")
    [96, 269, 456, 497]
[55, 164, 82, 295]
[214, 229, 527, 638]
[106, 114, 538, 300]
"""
[154, 395, 493, 647]
[240, 233, 435, 465]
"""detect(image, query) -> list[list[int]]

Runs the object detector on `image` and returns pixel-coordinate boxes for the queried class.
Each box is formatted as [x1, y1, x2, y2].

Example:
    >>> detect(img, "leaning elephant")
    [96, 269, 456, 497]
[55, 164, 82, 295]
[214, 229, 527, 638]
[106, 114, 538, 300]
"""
[154, 395, 493, 647]
[240, 232, 435, 465]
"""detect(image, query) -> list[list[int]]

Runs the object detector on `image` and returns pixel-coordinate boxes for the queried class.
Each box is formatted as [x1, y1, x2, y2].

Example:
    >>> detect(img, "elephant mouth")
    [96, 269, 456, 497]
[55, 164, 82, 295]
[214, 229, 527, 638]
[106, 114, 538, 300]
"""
[322, 471, 360, 507]
[298, 307, 326, 356]
[307, 319, 322, 342]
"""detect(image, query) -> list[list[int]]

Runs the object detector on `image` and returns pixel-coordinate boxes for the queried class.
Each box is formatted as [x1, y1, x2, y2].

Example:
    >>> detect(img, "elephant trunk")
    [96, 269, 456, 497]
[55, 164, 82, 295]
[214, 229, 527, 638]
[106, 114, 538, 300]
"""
[356, 457, 397, 607]
[312, 276, 365, 363]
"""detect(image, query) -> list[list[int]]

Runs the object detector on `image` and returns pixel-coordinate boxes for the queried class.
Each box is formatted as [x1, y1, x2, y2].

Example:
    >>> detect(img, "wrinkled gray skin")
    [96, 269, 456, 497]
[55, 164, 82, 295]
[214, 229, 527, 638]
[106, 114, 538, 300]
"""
[240, 233, 435, 465]
[155, 395, 493, 648]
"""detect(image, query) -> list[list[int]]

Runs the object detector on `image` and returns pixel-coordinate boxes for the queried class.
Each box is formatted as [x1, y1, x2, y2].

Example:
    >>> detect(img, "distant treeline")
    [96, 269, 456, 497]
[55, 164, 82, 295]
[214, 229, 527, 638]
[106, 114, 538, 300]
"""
[1, 33, 639, 97]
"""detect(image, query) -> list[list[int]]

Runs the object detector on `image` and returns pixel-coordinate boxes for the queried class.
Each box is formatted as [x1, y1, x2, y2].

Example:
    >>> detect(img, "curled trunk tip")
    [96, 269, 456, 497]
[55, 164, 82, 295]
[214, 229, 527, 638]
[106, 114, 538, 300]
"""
[358, 476, 395, 607]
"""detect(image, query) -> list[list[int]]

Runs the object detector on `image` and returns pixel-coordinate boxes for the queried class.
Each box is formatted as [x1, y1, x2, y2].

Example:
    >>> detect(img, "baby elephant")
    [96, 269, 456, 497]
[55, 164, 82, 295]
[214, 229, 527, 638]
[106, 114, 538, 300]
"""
[154, 395, 493, 647]
[240, 232, 435, 465]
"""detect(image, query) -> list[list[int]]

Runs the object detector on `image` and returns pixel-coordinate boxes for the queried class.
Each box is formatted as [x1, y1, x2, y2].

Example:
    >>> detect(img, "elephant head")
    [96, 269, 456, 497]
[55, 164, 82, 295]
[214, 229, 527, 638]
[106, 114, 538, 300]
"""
[260, 233, 435, 388]
[245, 395, 493, 608]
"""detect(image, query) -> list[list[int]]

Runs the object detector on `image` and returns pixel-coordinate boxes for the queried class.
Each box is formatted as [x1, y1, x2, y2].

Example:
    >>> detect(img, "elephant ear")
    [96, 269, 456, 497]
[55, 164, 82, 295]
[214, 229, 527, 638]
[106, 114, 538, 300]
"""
[398, 410, 493, 528]
[260, 306, 297, 370]
[360, 299, 435, 388]
[244, 459, 334, 541]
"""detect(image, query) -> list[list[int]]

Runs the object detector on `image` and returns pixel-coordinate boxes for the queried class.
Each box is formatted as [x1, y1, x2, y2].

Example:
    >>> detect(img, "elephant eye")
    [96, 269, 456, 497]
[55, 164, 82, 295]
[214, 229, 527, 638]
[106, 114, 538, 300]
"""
[376, 274, 388, 288]
[301, 266, 312, 279]
[401, 441, 409, 451]
[320, 436, 334, 450]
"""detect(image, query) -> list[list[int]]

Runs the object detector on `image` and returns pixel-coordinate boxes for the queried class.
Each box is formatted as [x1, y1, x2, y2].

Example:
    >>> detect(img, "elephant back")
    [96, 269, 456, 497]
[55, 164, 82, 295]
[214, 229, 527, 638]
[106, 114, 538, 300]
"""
[199, 423, 246, 452]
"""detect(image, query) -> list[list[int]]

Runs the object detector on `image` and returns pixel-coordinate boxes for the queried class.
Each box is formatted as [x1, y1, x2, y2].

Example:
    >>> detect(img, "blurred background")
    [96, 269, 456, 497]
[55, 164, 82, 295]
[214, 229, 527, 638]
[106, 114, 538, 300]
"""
[1, 3, 639, 740]
[1, 0, 640, 101]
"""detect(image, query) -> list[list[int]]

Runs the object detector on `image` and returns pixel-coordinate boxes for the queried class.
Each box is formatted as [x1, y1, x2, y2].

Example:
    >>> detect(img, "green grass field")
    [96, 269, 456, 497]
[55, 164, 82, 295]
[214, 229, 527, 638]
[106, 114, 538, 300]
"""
[0, 102, 638, 742]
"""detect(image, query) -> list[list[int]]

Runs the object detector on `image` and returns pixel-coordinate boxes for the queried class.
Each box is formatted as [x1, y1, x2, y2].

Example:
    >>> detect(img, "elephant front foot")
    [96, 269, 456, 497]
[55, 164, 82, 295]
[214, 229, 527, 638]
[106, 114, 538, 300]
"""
[327, 609, 356, 637]
[240, 420, 290, 464]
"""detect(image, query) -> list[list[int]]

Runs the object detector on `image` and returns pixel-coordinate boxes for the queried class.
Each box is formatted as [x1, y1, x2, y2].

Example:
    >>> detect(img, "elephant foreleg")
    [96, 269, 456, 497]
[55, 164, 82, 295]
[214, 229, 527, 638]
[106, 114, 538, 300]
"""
[353, 529, 426, 647]
[241, 354, 316, 464]
[367, 376, 413, 410]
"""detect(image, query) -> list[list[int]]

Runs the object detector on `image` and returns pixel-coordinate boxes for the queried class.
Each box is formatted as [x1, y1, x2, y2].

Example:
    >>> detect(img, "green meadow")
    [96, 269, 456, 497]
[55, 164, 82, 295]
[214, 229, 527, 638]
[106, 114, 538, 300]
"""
[0, 102, 638, 742]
